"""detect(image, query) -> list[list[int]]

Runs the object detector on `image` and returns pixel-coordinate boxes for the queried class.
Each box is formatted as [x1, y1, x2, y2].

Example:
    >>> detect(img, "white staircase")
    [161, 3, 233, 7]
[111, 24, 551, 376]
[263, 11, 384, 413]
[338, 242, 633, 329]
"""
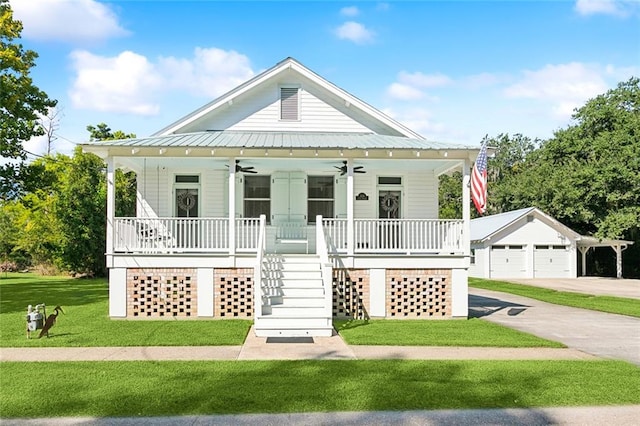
[254, 254, 333, 337]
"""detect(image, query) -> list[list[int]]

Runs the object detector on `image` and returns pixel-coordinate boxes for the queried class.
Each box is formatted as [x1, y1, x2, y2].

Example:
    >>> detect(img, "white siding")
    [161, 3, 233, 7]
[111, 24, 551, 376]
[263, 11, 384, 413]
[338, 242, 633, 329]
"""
[354, 174, 375, 219]
[180, 83, 373, 134]
[202, 169, 226, 217]
[136, 165, 169, 217]
[405, 170, 438, 219]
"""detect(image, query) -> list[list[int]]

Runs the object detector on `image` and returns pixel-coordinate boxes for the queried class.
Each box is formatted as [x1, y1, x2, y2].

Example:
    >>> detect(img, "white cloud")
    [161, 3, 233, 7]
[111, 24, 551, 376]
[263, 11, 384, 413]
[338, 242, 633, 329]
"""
[504, 62, 610, 119]
[335, 21, 375, 44]
[386, 83, 425, 101]
[69, 50, 161, 115]
[399, 71, 452, 88]
[575, 0, 639, 17]
[386, 71, 452, 101]
[340, 6, 360, 17]
[68, 48, 255, 115]
[158, 48, 255, 98]
[10, 0, 128, 43]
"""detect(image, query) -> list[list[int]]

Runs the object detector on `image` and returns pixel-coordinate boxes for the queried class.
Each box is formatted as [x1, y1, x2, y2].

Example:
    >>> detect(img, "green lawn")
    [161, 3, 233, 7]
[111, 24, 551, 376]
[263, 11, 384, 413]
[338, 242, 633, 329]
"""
[470, 278, 640, 318]
[1, 360, 639, 417]
[335, 319, 564, 347]
[0, 273, 251, 347]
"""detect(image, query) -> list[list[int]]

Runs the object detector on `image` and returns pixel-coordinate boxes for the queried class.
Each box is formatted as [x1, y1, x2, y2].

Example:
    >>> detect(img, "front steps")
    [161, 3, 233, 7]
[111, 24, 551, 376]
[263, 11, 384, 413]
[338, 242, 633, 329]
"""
[254, 254, 333, 337]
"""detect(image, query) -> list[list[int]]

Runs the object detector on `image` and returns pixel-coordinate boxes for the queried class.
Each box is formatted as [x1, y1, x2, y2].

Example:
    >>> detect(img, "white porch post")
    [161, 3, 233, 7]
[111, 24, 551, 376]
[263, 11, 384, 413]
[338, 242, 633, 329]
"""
[346, 158, 354, 256]
[579, 246, 589, 276]
[462, 159, 471, 257]
[613, 245, 623, 279]
[228, 158, 236, 256]
[106, 157, 115, 262]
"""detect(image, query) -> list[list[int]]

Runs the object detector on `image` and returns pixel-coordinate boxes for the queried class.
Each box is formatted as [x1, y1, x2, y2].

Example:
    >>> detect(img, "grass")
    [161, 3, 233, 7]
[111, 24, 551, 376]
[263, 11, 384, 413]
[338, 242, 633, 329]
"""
[1, 360, 639, 417]
[335, 319, 564, 347]
[0, 273, 251, 347]
[469, 278, 640, 318]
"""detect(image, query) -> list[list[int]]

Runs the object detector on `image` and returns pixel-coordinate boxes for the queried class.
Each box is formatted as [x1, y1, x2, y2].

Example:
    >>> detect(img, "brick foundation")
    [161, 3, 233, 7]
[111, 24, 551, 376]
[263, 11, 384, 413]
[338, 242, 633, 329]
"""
[214, 268, 254, 318]
[386, 269, 451, 318]
[126, 268, 197, 318]
[332, 269, 370, 319]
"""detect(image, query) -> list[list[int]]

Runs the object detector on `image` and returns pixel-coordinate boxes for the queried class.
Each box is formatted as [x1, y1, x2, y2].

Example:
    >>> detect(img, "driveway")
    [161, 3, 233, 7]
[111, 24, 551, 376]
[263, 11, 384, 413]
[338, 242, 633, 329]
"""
[503, 277, 640, 299]
[469, 287, 640, 366]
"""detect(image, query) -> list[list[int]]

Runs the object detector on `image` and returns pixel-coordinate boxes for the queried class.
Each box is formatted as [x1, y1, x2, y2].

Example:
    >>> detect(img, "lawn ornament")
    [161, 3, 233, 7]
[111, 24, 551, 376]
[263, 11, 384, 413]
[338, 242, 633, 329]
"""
[39, 305, 64, 338]
[26, 304, 46, 339]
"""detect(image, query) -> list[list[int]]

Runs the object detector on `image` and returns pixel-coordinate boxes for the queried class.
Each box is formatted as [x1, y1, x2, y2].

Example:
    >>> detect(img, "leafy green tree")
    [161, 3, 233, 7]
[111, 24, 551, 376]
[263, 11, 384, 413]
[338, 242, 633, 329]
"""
[87, 123, 137, 217]
[0, 0, 57, 199]
[57, 147, 107, 276]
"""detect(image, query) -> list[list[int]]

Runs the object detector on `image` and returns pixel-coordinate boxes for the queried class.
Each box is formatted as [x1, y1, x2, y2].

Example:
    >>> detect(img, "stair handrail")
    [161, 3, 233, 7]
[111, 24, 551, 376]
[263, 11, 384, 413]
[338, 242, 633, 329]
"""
[253, 214, 267, 319]
[316, 215, 333, 321]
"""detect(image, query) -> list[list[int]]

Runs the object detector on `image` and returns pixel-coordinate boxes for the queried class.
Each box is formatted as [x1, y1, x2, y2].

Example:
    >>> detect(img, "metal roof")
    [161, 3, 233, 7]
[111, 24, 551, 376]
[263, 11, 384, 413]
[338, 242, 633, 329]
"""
[470, 207, 536, 242]
[82, 131, 477, 151]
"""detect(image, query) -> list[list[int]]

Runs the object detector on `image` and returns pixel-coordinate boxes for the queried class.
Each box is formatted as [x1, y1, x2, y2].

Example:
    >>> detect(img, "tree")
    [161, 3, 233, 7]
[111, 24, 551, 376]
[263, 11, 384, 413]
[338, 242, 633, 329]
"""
[0, 0, 57, 198]
[39, 106, 63, 155]
[87, 123, 137, 217]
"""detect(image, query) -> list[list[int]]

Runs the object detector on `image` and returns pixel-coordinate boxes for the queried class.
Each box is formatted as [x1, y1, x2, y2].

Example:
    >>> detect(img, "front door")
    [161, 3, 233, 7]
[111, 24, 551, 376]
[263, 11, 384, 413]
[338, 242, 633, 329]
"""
[378, 190, 401, 249]
[175, 186, 199, 248]
[271, 172, 307, 224]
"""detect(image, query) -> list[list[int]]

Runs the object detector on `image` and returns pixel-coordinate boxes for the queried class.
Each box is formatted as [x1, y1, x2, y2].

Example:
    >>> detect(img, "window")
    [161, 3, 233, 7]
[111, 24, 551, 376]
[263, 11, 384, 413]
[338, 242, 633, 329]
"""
[244, 175, 270, 222]
[280, 87, 299, 120]
[378, 176, 402, 185]
[175, 175, 199, 183]
[307, 176, 334, 223]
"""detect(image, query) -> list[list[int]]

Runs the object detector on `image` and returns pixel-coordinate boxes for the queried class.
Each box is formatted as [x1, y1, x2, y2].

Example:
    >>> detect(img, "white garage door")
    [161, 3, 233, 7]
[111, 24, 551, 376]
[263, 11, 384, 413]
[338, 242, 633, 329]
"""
[534, 245, 570, 278]
[490, 245, 527, 278]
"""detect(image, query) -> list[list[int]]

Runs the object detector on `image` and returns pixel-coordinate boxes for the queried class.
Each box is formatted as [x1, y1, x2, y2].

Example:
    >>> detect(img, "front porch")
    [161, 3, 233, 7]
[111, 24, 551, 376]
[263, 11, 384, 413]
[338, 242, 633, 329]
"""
[112, 217, 465, 256]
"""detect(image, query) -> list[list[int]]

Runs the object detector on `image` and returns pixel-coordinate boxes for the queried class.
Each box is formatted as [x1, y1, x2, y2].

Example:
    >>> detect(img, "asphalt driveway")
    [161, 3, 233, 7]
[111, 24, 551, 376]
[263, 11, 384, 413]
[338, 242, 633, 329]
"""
[469, 287, 640, 365]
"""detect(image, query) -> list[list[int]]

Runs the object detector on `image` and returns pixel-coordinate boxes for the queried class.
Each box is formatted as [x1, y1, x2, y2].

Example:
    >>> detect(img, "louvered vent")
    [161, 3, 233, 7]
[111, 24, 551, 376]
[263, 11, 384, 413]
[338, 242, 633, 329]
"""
[280, 87, 299, 120]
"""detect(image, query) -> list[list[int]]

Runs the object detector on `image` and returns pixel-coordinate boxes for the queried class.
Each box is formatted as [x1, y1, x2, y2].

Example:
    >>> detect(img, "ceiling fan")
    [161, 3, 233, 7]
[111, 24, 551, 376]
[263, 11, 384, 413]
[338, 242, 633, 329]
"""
[335, 160, 366, 176]
[227, 160, 257, 174]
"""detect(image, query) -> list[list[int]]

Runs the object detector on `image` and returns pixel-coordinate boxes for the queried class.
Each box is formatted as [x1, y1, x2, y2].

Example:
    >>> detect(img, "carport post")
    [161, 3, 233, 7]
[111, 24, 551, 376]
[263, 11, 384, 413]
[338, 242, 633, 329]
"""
[613, 245, 623, 279]
[578, 246, 589, 277]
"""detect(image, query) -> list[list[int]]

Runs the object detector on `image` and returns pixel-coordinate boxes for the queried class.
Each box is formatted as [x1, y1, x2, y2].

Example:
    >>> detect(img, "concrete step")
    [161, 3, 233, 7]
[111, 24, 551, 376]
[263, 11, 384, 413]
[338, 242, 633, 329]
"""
[269, 305, 326, 316]
[264, 262, 320, 272]
[255, 319, 334, 337]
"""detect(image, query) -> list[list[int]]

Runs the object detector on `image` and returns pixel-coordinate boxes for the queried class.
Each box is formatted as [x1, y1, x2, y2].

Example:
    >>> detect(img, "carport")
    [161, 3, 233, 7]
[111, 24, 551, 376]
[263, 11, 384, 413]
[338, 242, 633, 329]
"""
[578, 237, 634, 279]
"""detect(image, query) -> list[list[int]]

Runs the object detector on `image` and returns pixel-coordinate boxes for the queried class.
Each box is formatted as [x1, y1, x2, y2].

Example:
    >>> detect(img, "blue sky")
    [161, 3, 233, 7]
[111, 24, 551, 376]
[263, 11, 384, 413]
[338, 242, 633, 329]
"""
[9, 0, 640, 157]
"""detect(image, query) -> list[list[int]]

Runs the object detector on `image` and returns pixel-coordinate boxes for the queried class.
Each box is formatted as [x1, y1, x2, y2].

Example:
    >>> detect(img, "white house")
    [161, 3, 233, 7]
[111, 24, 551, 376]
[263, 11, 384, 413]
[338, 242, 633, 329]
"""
[469, 207, 581, 279]
[82, 57, 482, 337]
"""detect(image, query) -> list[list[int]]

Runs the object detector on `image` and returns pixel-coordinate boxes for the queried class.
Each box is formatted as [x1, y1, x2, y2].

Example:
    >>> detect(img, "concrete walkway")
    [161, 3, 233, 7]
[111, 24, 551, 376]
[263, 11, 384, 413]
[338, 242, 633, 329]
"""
[0, 328, 596, 362]
[3, 405, 640, 426]
[469, 287, 640, 365]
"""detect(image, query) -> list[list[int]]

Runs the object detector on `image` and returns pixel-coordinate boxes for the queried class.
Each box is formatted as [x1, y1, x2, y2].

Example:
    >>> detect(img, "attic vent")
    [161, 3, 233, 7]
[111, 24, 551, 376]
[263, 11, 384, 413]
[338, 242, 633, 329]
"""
[280, 87, 299, 121]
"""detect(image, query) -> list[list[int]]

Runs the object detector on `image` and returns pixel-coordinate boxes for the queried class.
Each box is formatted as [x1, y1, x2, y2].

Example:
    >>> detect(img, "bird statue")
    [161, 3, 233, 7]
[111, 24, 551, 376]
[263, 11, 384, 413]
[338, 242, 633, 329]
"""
[39, 306, 64, 338]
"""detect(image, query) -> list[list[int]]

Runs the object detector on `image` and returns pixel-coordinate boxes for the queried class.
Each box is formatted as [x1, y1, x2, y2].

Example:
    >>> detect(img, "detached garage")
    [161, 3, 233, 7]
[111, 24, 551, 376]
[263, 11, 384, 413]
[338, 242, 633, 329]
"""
[469, 207, 580, 279]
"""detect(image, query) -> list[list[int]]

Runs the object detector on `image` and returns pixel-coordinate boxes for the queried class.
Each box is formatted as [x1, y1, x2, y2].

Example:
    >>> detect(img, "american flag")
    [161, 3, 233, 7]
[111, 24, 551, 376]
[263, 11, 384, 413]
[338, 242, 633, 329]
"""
[471, 140, 488, 214]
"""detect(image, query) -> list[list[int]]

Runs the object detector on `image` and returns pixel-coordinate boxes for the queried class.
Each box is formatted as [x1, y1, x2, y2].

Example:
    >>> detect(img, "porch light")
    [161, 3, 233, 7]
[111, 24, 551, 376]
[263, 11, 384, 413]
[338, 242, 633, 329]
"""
[388, 150, 393, 157]
[265, 149, 269, 156]
[185, 149, 191, 155]
[159, 148, 166, 155]
[210, 149, 215, 156]
[131, 148, 139, 155]
[240, 148, 244, 155]
[289, 149, 293, 156]
[365, 150, 369, 157]
[415, 151, 420, 157]
[340, 150, 344, 156]
[314, 149, 318, 157]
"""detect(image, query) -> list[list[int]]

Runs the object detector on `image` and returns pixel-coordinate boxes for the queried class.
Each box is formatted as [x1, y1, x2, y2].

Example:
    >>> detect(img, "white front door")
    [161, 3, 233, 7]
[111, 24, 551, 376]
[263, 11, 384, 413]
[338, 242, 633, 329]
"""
[271, 172, 307, 224]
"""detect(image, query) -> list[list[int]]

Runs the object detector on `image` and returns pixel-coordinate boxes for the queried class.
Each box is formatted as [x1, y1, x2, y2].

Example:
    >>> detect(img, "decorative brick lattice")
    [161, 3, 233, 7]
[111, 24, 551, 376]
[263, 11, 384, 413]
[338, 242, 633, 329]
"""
[127, 268, 196, 318]
[332, 269, 370, 319]
[386, 269, 451, 318]
[215, 268, 254, 318]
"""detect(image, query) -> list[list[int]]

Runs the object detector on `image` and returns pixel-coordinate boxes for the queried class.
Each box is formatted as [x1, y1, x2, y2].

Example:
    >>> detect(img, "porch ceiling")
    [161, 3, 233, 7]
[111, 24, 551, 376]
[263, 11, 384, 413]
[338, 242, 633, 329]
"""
[117, 156, 464, 175]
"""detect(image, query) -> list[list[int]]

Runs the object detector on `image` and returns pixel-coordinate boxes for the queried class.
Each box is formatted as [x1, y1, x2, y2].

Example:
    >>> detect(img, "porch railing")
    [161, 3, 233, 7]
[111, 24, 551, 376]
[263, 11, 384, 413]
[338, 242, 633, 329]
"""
[113, 217, 465, 255]
[113, 217, 260, 253]
[323, 218, 465, 254]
